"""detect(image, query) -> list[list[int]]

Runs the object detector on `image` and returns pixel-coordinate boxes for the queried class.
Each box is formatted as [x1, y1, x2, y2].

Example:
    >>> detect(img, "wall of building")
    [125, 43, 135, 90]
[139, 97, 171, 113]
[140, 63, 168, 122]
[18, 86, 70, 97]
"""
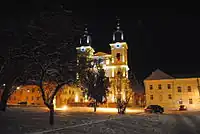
[7, 85, 44, 106]
[144, 78, 200, 110]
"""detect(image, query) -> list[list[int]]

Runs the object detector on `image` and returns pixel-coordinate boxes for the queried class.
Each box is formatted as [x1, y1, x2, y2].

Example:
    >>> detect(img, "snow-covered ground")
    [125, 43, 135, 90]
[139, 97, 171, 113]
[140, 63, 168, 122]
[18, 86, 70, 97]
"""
[1, 107, 200, 134]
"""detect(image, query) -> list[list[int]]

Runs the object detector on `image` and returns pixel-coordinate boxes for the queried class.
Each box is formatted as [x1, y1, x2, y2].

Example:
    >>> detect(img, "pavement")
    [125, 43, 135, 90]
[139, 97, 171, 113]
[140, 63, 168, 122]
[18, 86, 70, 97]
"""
[1, 107, 200, 134]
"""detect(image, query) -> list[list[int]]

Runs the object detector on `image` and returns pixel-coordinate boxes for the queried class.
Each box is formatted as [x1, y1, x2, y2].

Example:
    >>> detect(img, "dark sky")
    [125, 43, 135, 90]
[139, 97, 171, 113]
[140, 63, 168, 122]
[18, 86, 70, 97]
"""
[1, 1, 200, 80]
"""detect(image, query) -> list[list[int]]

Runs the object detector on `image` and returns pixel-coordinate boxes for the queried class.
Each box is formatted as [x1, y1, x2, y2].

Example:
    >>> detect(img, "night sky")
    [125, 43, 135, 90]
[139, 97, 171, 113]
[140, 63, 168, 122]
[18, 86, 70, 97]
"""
[1, 1, 200, 81]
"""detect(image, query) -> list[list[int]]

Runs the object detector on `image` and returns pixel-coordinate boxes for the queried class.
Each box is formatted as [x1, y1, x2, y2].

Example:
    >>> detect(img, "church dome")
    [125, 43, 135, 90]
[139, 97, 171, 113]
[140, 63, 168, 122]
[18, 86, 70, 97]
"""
[113, 18, 124, 43]
[80, 25, 92, 46]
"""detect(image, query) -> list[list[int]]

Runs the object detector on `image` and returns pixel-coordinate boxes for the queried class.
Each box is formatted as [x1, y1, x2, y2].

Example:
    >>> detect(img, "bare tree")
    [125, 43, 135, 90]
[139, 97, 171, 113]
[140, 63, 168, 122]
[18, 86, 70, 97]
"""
[27, 45, 74, 125]
[0, 46, 35, 111]
[21, 7, 79, 125]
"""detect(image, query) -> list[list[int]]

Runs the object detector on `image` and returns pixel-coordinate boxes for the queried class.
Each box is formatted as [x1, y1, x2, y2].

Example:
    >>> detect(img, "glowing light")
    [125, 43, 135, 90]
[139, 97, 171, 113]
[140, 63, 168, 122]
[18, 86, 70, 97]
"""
[112, 58, 114, 63]
[123, 70, 125, 77]
[27, 90, 30, 92]
[16, 86, 20, 90]
[53, 97, 56, 108]
[112, 68, 114, 77]
[75, 94, 79, 102]
[112, 94, 115, 102]
[3, 84, 5, 86]
[62, 105, 68, 110]
[55, 105, 68, 111]
[104, 65, 129, 70]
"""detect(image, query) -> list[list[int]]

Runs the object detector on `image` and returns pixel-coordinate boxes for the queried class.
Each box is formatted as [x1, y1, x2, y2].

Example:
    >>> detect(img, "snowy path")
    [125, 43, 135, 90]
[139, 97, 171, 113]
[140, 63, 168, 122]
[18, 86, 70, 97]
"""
[1, 107, 200, 134]
[42, 113, 200, 134]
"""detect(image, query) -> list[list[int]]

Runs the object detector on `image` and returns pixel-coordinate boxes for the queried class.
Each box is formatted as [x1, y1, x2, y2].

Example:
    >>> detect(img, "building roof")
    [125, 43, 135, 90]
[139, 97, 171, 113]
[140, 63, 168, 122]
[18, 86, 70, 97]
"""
[94, 52, 110, 56]
[145, 69, 174, 80]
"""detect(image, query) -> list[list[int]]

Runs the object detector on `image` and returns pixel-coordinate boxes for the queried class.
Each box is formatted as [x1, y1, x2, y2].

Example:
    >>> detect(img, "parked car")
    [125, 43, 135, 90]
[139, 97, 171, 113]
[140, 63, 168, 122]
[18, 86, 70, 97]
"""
[179, 105, 187, 111]
[144, 105, 164, 114]
[18, 101, 27, 105]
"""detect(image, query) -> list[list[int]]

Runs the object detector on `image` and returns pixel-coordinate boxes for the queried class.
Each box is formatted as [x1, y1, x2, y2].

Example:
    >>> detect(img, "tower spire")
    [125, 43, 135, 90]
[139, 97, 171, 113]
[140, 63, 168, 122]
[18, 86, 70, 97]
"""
[79, 24, 92, 46]
[113, 17, 124, 42]
[116, 17, 120, 30]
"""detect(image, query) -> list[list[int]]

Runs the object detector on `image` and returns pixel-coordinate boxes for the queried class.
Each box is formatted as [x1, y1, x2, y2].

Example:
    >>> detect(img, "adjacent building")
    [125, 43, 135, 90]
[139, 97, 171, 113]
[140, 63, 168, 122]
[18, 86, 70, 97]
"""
[144, 69, 200, 110]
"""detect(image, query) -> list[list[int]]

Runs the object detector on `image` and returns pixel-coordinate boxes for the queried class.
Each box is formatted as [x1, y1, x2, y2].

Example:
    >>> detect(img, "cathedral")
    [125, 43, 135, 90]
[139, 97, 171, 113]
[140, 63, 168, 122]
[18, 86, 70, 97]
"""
[75, 19, 132, 104]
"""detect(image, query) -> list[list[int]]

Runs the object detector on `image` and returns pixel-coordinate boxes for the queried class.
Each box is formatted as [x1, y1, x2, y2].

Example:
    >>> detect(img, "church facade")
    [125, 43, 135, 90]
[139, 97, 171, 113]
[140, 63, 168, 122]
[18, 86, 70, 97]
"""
[57, 19, 132, 107]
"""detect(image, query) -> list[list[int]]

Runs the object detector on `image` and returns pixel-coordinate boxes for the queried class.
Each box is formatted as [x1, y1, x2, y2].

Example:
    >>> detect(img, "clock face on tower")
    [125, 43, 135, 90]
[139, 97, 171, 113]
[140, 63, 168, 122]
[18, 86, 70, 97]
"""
[116, 43, 121, 48]
[80, 46, 85, 52]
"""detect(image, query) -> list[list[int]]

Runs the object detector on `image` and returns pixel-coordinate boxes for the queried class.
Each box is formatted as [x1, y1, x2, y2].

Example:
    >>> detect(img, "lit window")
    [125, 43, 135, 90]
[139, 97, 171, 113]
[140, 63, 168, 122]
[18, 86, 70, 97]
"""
[14, 96, 16, 100]
[32, 88, 35, 93]
[168, 94, 172, 99]
[189, 99, 193, 104]
[26, 96, 28, 101]
[150, 95, 153, 100]
[187, 86, 192, 92]
[158, 84, 162, 89]
[32, 96, 34, 100]
[177, 86, 182, 92]
[150, 85, 153, 90]
[167, 84, 171, 89]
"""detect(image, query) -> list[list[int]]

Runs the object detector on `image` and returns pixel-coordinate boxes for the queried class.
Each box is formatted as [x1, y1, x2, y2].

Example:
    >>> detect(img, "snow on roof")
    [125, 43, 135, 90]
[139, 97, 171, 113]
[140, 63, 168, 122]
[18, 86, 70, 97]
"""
[145, 69, 174, 80]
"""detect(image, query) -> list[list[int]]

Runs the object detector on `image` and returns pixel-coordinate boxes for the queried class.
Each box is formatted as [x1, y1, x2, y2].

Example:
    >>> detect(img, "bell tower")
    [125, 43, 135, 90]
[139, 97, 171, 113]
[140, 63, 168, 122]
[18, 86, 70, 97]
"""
[108, 18, 130, 103]
[109, 18, 129, 78]
[76, 24, 94, 58]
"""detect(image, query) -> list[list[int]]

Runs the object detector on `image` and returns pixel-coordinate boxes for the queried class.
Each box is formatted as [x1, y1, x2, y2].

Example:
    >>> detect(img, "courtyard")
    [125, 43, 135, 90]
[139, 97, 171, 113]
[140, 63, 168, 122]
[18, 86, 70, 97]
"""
[0, 107, 200, 134]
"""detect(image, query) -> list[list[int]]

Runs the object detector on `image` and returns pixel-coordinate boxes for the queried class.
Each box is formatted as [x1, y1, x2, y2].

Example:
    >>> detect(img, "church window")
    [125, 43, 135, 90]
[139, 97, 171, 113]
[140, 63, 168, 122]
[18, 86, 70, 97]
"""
[116, 53, 120, 61]
[167, 84, 171, 89]
[149, 85, 153, 90]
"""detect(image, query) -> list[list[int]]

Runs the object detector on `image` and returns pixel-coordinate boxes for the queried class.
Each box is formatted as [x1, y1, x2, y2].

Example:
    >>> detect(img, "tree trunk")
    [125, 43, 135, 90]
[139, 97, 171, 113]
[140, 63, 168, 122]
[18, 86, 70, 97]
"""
[0, 88, 10, 112]
[49, 104, 54, 125]
[94, 101, 97, 112]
